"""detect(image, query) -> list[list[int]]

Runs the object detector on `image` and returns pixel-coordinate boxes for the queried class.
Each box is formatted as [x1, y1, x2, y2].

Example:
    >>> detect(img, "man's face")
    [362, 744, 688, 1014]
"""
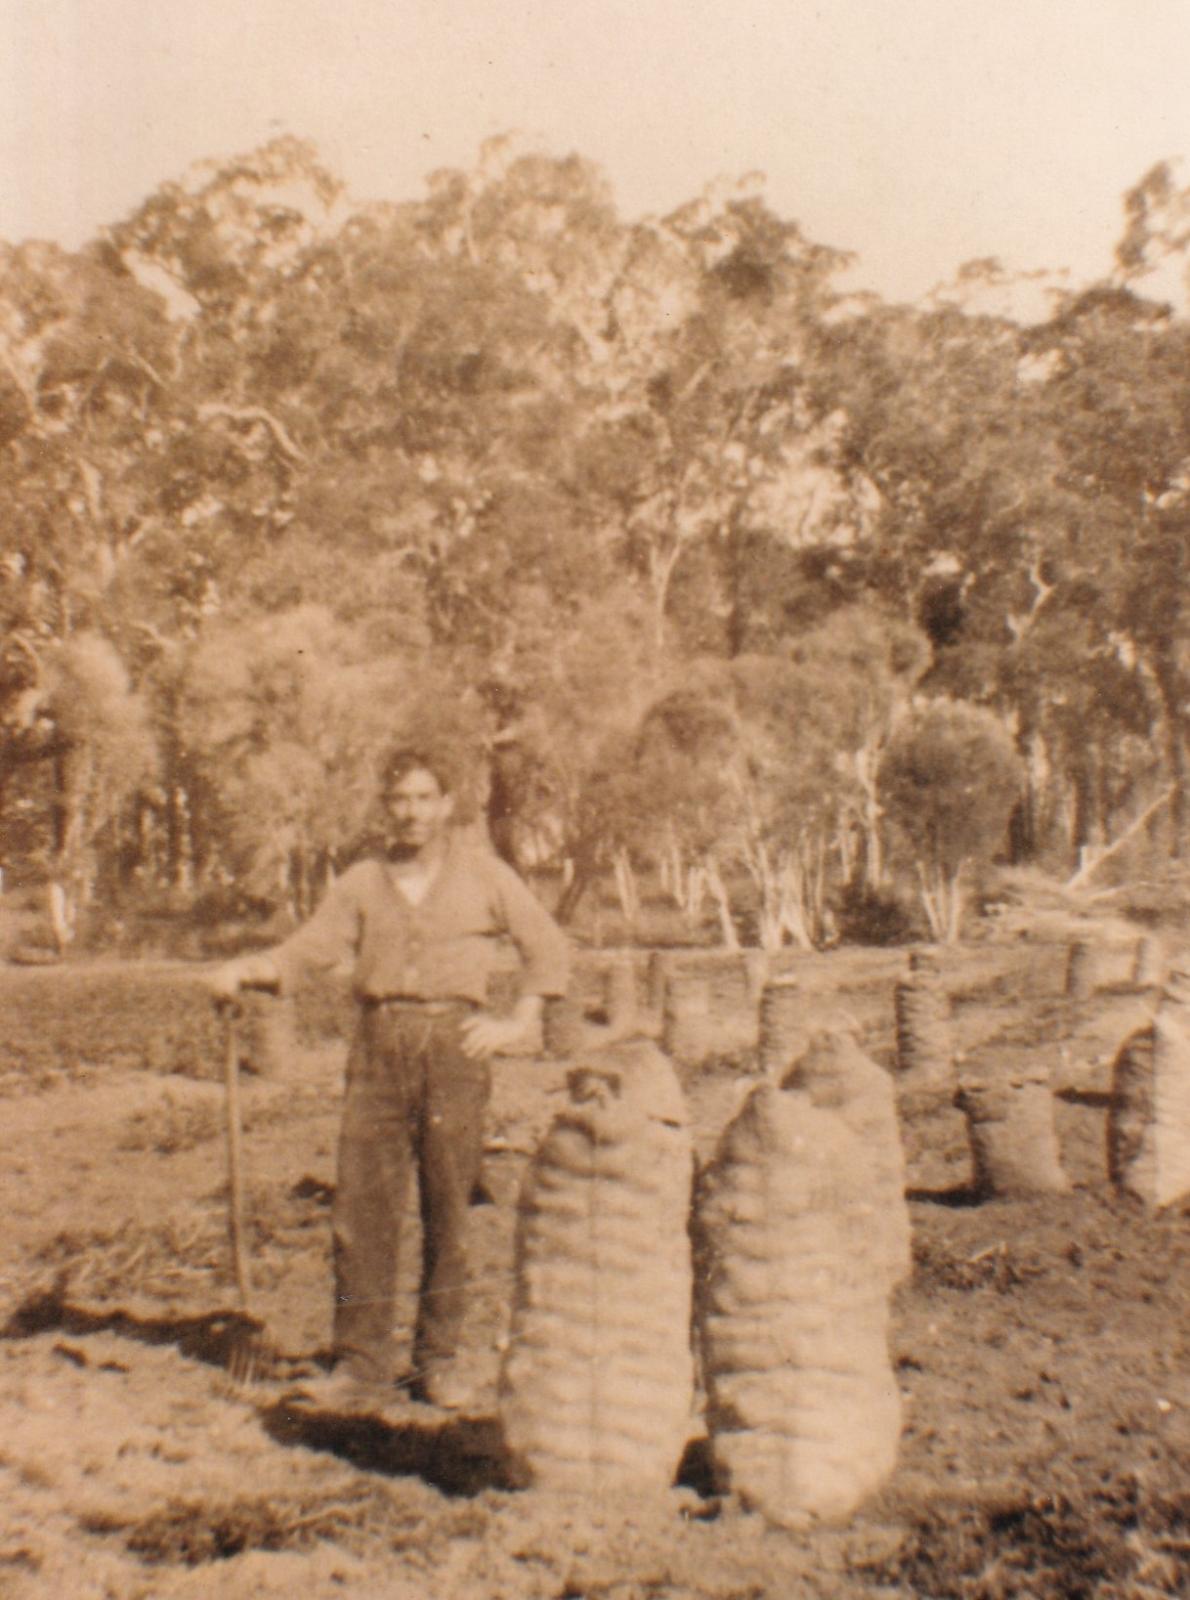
[383, 767, 454, 854]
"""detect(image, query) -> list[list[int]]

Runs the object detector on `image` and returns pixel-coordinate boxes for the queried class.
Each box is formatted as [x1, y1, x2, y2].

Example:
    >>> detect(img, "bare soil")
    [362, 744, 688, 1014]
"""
[0, 942, 1187, 1600]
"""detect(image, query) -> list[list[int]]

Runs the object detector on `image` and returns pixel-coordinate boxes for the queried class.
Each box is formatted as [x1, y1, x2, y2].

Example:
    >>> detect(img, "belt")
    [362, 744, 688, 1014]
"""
[360, 996, 477, 1015]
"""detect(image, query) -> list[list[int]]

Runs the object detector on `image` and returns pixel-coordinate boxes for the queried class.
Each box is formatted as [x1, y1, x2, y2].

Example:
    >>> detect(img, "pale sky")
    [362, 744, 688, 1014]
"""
[1, 0, 1188, 302]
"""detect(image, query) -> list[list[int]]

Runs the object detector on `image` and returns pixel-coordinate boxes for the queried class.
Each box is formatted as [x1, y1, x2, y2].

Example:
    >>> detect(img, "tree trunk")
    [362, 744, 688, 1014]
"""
[1007, 736, 1037, 865]
[165, 783, 190, 892]
[1007, 726, 1043, 865]
[723, 518, 748, 660]
[51, 751, 70, 857]
[186, 774, 213, 886]
[486, 744, 523, 871]
[1007, 795, 1034, 865]
[1168, 736, 1187, 860]
[650, 530, 686, 655]
[1153, 650, 1188, 859]
[703, 858, 739, 949]
[849, 743, 885, 890]
[862, 785, 883, 890]
[611, 849, 640, 932]
[1070, 751, 1100, 874]
[917, 860, 965, 943]
[554, 859, 595, 925]
[47, 878, 76, 954]
[122, 791, 153, 884]
[290, 842, 311, 921]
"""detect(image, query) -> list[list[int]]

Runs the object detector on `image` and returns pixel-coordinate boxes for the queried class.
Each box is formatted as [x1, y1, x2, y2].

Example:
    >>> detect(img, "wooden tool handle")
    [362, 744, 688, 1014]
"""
[223, 1007, 251, 1309]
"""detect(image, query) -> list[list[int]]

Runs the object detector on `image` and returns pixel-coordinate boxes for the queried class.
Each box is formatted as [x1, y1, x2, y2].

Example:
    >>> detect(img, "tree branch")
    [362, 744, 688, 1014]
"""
[1065, 785, 1175, 890]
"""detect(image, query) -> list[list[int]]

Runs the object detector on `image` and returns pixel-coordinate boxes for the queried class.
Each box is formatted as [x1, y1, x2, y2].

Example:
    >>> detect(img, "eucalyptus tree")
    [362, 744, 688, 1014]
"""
[1024, 281, 1190, 856]
[573, 185, 859, 656]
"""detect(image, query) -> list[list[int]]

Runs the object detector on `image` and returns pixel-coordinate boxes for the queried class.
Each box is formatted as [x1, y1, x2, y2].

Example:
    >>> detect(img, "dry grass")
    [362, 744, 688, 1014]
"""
[81, 1486, 382, 1565]
[876, 1474, 1190, 1599]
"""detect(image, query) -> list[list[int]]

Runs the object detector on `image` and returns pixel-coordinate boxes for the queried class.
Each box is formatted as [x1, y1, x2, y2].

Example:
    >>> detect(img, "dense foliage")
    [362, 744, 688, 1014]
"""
[1, 138, 1188, 946]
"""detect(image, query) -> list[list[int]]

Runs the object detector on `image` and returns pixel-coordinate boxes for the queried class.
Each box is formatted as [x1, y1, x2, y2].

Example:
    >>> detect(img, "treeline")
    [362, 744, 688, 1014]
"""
[1, 136, 1188, 950]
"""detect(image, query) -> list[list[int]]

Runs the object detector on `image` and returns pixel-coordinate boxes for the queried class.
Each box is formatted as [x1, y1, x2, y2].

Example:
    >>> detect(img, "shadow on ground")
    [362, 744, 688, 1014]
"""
[263, 1400, 508, 1495]
[265, 1401, 724, 1505]
[0, 1287, 284, 1373]
[905, 1184, 985, 1207]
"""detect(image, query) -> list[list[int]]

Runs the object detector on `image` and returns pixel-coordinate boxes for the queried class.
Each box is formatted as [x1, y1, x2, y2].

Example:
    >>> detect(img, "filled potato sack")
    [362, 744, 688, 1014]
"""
[499, 1039, 695, 1494]
[662, 952, 756, 1064]
[784, 1025, 912, 1287]
[696, 1081, 901, 1527]
[1108, 1001, 1190, 1210]
[893, 949, 956, 1091]
[956, 1052, 1070, 1199]
[757, 979, 803, 1079]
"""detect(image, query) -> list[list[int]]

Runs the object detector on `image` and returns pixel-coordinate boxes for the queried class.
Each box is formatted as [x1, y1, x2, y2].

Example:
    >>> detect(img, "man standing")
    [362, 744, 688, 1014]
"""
[211, 743, 569, 1411]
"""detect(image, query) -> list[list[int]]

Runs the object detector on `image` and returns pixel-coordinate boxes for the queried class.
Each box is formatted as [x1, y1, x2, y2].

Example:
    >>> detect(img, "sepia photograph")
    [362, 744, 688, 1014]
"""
[1, 2, 1188, 1594]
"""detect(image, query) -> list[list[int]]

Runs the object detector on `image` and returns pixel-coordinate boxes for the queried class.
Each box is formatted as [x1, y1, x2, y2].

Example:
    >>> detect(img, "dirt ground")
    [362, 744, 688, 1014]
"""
[0, 941, 1187, 1600]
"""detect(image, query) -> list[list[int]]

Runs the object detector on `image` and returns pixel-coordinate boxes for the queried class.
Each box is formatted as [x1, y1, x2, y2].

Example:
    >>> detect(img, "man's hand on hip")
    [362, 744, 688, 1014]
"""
[459, 995, 543, 1059]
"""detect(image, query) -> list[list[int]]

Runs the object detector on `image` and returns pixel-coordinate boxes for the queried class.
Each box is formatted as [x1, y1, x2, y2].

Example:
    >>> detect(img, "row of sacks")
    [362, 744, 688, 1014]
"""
[542, 950, 1064, 1202]
[541, 929, 1170, 1062]
[498, 1027, 910, 1527]
[537, 946, 904, 1063]
[890, 939, 1190, 1210]
[543, 930, 1190, 1207]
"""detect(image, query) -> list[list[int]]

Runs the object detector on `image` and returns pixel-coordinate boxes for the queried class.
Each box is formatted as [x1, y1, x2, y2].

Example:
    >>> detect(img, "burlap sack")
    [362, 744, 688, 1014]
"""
[957, 1053, 1069, 1198]
[784, 1026, 912, 1286]
[894, 953, 955, 1091]
[603, 955, 638, 1040]
[1132, 935, 1167, 991]
[757, 980, 803, 1079]
[696, 1082, 901, 1526]
[542, 994, 589, 1057]
[237, 992, 297, 1078]
[1066, 936, 1136, 999]
[499, 1040, 695, 1494]
[1108, 1007, 1190, 1209]
[908, 947, 945, 981]
[662, 954, 755, 1064]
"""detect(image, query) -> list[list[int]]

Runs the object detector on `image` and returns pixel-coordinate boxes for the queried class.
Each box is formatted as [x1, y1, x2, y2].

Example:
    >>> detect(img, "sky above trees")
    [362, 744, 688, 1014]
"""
[3, 0, 1188, 303]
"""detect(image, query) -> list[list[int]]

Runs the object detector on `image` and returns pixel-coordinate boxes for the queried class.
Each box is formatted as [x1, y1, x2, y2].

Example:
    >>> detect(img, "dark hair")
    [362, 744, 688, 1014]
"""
[379, 743, 459, 797]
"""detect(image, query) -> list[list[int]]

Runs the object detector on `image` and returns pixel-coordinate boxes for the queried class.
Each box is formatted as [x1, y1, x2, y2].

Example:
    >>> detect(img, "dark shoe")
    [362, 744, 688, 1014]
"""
[411, 1364, 476, 1412]
[287, 1367, 395, 1414]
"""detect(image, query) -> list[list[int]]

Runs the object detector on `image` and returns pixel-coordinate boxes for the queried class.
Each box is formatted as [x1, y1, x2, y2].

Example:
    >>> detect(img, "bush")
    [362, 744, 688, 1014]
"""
[0, 901, 54, 961]
[880, 700, 1022, 872]
[880, 700, 1023, 942]
[835, 881, 921, 946]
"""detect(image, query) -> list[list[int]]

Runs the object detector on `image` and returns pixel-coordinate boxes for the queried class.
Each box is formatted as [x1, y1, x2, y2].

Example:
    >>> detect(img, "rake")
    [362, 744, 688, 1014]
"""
[218, 998, 277, 1390]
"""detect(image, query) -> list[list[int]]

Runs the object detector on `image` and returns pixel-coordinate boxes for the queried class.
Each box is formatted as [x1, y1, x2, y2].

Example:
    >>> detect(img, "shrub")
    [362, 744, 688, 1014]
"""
[880, 701, 1022, 942]
[835, 881, 921, 946]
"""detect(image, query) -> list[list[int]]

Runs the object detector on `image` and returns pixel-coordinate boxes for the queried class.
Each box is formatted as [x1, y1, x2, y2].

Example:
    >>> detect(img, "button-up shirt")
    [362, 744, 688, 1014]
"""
[270, 835, 569, 1007]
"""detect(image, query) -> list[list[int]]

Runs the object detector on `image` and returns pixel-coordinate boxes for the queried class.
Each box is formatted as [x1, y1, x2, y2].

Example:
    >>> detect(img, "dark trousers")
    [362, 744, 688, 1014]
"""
[332, 1002, 490, 1384]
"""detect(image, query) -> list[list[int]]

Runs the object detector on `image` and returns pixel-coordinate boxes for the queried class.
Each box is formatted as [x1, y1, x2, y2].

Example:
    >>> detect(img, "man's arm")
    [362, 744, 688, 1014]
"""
[458, 855, 569, 1059]
[488, 855, 570, 998]
[209, 871, 361, 1000]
